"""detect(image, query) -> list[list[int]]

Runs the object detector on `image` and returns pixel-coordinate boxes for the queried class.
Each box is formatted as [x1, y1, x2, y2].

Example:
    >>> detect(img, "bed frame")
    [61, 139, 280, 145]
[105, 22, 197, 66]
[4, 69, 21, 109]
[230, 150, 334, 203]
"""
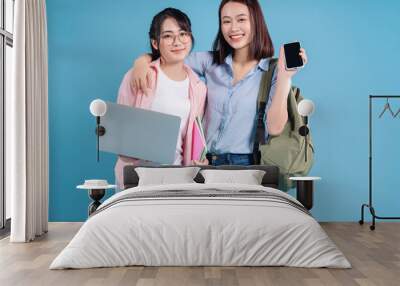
[123, 165, 280, 190]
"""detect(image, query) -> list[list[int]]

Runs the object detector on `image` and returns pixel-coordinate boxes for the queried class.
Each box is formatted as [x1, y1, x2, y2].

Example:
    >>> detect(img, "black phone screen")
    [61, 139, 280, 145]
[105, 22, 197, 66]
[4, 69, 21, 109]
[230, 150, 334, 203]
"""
[284, 42, 303, 69]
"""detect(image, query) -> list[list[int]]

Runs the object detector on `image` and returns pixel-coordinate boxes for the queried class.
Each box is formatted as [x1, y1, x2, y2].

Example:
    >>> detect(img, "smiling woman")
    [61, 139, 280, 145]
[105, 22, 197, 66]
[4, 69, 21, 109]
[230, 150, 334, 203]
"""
[113, 8, 207, 189]
[212, 0, 273, 67]
[148, 10, 194, 62]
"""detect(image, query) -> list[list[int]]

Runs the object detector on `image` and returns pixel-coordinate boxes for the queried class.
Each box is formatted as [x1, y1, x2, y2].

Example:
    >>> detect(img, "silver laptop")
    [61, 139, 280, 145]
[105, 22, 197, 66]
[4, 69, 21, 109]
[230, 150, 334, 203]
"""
[99, 102, 181, 164]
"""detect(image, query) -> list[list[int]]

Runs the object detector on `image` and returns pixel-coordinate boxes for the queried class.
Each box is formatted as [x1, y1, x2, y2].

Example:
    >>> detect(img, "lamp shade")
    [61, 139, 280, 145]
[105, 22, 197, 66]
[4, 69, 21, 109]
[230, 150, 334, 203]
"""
[89, 99, 107, 117]
[297, 99, 315, 116]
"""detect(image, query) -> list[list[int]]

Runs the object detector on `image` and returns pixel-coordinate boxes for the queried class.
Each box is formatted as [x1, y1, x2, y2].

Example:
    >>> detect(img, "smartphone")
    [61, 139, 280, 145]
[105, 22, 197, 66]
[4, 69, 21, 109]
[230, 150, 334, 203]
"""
[284, 42, 303, 70]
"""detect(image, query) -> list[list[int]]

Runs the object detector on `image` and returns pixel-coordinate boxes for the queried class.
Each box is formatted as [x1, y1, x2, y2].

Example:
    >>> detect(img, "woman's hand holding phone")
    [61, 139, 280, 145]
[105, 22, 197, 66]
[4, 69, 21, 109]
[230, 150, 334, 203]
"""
[277, 45, 308, 80]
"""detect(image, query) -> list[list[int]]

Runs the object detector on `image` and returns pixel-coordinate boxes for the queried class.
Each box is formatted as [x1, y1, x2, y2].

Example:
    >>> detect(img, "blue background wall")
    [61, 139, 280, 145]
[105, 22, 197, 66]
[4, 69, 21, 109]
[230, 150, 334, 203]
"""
[47, 0, 400, 222]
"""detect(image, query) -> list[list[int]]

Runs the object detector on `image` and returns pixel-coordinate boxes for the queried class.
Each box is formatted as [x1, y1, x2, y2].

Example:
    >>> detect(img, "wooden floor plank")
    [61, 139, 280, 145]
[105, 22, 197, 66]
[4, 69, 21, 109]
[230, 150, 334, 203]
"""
[0, 222, 399, 286]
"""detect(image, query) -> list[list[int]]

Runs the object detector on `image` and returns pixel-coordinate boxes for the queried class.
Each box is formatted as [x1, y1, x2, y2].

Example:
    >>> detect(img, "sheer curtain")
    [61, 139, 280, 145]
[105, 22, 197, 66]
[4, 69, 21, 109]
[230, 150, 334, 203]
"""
[8, 0, 49, 242]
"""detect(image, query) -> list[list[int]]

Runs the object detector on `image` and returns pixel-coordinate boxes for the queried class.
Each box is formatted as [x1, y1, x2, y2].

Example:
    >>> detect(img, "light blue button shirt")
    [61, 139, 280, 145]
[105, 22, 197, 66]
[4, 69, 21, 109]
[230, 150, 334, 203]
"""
[185, 52, 277, 154]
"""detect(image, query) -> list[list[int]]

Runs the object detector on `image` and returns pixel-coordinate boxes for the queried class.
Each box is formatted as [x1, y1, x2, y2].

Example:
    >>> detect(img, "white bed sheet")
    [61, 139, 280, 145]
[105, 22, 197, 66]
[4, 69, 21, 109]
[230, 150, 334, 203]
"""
[50, 183, 350, 269]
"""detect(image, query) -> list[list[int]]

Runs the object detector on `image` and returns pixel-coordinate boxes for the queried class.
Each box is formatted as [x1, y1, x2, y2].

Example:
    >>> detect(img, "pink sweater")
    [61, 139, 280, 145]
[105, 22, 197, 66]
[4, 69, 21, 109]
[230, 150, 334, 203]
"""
[114, 59, 207, 189]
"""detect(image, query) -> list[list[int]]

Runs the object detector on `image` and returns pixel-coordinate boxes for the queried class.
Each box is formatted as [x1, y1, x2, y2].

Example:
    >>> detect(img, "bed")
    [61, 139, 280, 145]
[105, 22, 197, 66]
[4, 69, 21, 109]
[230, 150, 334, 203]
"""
[50, 165, 350, 269]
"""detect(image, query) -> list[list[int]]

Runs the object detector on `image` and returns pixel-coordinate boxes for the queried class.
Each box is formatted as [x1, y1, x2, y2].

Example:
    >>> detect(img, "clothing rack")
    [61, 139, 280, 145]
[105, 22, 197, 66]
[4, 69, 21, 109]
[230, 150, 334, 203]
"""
[359, 95, 400, 230]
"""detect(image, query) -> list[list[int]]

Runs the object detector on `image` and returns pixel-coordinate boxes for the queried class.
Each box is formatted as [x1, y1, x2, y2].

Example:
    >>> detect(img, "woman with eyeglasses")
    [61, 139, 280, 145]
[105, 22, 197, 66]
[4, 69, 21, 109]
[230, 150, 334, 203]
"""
[131, 0, 308, 166]
[114, 8, 207, 189]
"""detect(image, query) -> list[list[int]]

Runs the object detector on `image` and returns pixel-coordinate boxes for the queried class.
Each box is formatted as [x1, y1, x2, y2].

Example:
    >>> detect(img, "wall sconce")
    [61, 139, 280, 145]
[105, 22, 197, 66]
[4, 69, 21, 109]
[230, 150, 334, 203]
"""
[297, 99, 315, 162]
[89, 99, 107, 162]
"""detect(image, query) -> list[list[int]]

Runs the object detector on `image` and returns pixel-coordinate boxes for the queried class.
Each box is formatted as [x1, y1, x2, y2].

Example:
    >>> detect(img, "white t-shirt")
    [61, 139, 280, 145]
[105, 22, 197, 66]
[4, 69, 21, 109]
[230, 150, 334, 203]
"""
[151, 68, 190, 165]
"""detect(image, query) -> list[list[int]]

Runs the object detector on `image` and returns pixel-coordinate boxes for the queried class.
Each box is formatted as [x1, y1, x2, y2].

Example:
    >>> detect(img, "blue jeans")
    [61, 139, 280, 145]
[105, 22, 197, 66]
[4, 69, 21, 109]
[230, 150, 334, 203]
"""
[206, 153, 254, 166]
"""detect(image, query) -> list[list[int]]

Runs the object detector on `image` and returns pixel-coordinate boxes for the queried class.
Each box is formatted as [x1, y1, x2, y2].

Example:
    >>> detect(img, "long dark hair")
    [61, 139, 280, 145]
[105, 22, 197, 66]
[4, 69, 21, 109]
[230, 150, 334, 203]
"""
[149, 8, 195, 61]
[212, 0, 274, 65]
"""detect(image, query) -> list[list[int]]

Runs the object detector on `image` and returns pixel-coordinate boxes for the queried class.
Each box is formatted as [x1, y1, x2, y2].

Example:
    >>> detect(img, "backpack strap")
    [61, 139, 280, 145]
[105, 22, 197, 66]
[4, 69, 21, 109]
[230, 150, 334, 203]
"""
[257, 58, 278, 116]
[289, 87, 303, 132]
[253, 58, 277, 163]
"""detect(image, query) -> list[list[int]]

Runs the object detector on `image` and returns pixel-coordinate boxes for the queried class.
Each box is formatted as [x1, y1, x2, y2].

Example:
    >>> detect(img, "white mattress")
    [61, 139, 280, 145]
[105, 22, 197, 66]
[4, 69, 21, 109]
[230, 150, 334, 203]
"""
[50, 183, 350, 269]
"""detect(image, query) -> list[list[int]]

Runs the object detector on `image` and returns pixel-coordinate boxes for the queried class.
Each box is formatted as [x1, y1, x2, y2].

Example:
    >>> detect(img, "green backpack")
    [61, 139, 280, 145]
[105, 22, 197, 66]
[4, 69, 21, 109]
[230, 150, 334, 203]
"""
[253, 58, 314, 191]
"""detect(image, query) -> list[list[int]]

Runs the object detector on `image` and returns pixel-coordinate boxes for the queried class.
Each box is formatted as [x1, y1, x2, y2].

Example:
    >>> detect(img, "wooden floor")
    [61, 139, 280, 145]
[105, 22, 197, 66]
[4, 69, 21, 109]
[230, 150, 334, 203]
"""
[0, 222, 399, 286]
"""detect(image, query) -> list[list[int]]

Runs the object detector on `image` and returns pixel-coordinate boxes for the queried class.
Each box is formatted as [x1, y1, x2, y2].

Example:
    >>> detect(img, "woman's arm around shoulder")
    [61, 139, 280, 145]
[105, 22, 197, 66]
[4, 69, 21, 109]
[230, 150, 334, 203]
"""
[118, 66, 156, 107]
[185, 51, 214, 78]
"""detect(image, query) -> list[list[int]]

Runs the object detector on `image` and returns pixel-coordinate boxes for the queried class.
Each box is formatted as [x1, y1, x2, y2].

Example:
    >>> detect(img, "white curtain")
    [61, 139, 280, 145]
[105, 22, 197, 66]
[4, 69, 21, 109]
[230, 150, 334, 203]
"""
[8, 0, 49, 242]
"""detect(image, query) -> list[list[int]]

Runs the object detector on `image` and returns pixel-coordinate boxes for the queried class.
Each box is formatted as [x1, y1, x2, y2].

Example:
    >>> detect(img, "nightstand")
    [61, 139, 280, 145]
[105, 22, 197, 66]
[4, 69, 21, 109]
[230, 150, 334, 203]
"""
[289, 177, 321, 210]
[77, 180, 116, 216]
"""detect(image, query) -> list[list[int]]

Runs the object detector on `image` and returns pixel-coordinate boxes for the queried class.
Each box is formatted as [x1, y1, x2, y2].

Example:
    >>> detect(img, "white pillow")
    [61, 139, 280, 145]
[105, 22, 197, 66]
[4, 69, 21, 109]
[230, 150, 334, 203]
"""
[136, 167, 200, 186]
[200, 169, 266, 185]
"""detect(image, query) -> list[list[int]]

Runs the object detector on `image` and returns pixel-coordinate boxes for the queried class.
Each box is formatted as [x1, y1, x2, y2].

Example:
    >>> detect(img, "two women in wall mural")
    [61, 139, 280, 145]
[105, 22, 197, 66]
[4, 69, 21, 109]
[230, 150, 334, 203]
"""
[115, 0, 308, 187]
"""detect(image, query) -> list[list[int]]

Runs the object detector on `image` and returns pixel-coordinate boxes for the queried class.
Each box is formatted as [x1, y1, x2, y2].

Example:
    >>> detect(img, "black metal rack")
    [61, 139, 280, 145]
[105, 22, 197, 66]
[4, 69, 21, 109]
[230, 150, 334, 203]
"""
[359, 95, 400, 230]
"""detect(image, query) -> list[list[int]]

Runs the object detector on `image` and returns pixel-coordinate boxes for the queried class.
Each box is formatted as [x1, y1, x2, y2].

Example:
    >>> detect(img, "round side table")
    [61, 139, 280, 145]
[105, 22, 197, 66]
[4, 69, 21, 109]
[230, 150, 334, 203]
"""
[289, 177, 321, 210]
[77, 181, 116, 216]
